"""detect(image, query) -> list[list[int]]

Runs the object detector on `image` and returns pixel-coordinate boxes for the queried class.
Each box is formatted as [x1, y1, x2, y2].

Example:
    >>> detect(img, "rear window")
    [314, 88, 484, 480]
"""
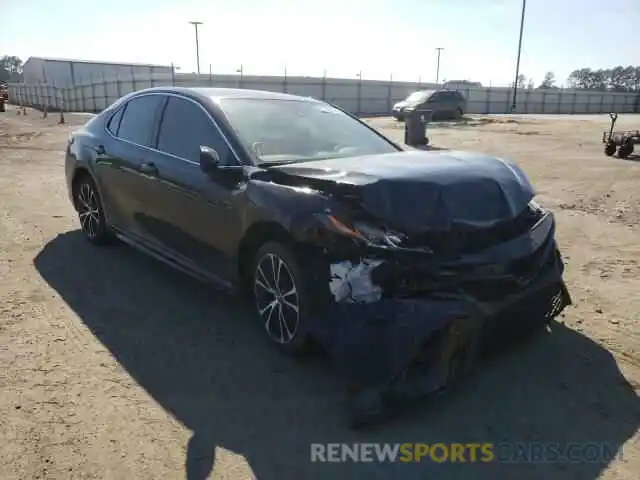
[106, 107, 124, 135]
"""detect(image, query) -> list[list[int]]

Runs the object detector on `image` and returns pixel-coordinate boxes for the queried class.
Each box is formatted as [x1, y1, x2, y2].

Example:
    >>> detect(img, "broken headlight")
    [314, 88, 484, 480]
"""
[318, 213, 404, 247]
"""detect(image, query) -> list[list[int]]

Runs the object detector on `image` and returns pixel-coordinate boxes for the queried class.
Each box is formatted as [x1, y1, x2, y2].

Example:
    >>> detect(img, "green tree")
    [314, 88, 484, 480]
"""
[567, 65, 640, 91]
[0, 55, 24, 82]
[538, 71, 556, 89]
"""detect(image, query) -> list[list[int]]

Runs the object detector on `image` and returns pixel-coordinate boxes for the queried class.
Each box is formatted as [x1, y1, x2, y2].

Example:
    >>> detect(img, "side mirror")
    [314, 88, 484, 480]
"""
[199, 145, 220, 174]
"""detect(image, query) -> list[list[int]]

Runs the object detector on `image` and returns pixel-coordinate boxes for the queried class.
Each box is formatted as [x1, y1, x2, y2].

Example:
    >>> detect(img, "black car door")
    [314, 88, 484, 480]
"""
[95, 94, 165, 241]
[140, 95, 242, 282]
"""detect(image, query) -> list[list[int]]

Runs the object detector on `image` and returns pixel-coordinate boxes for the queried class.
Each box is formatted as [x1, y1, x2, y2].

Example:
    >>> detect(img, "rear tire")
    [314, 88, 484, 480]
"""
[618, 142, 634, 158]
[251, 241, 312, 354]
[72, 175, 113, 245]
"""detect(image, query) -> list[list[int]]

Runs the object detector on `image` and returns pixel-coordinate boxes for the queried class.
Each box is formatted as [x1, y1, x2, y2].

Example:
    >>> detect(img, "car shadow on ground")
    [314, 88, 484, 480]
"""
[34, 231, 640, 480]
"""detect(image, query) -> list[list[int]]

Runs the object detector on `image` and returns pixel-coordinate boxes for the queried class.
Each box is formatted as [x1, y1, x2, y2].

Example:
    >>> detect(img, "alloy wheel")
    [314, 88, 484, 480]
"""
[76, 182, 101, 239]
[254, 253, 300, 344]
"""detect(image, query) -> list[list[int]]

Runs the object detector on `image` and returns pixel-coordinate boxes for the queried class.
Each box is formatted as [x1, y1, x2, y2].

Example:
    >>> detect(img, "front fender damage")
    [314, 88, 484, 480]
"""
[302, 220, 572, 424]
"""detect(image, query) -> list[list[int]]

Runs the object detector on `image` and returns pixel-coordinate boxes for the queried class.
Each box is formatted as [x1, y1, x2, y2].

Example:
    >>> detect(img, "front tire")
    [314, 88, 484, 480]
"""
[251, 241, 311, 354]
[73, 175, 112, 245]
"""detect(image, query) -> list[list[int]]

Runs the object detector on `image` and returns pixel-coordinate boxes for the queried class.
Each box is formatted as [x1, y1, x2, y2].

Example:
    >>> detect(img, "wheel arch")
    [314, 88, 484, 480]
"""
[70, 166, 96, 209]
[237, 221, 296, 290]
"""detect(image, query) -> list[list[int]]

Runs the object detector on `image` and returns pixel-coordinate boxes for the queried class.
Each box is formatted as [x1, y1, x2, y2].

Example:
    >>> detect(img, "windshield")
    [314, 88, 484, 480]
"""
[405, 90, 432, 103]
[218, 98, 398, 165]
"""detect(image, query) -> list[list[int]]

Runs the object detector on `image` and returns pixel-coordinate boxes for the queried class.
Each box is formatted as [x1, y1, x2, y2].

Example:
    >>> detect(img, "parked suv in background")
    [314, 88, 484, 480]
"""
[392, 89, 466, 121]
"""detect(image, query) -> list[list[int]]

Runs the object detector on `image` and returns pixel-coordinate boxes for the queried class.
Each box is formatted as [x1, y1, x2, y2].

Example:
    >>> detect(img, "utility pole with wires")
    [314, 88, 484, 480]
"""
[188, 21, 203, 74]
[435, 47, 444, 84]
[511, 0, 527, 112]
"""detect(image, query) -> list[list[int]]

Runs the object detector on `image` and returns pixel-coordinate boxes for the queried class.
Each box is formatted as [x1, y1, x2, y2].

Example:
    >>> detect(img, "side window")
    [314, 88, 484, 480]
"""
[117, 95, 165, 147]
[106, 106, 124, 136]
[157, 97, 232, 164]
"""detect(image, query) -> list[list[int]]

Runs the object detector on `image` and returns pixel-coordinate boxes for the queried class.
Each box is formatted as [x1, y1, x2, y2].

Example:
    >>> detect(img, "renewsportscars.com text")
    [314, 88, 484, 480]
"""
[310, 442, 623, 464]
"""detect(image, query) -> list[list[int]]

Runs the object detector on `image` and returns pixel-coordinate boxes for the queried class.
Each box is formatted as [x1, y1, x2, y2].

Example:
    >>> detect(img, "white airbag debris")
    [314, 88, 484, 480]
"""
[329, 260, 383, 304]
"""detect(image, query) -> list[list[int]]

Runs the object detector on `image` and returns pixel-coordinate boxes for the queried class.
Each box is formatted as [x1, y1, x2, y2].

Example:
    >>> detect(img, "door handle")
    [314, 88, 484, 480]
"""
[140, 162, 158, 175]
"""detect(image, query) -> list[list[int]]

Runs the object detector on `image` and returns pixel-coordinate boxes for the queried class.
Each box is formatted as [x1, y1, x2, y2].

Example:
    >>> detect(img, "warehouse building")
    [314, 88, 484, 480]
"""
[22, 56, 173, 86]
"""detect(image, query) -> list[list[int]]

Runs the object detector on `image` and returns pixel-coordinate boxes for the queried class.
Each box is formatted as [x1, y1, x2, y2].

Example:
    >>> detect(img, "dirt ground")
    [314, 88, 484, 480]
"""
[1, 106, 639, 480]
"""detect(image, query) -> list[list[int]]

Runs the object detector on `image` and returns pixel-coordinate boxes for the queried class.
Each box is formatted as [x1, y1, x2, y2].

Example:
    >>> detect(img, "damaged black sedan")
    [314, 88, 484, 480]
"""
[65, 87, 571, 425]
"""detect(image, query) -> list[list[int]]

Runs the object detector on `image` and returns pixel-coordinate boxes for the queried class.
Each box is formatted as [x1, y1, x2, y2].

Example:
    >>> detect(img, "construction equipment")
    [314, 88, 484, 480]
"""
[603, 113, 639, 158]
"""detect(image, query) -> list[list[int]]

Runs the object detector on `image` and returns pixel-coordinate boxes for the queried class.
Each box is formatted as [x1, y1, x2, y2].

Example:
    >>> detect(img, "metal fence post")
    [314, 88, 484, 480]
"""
[556, 87, 563, 114]
[283, 67, 288, 93]
[42, 82, 48, 118]
[116, 74, 122, 98]
[102, 73, 108, 110]
[485, 88, 491, 114]
[80, 82, 85, 113]
[89, 74, 96, 113]
[609, 95, 616, 114]
[321, 70, 327, 101]
[387, 74, 393, 113]
[356, 71, 362, 116]
[598, 92, 604, 113]
[54, 82, 60, 112]
[59, 85, 66, 124]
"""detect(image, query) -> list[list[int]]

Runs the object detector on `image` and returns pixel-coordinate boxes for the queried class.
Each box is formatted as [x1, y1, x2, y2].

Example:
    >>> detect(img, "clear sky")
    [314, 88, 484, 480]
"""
[2, 0, 639, 86]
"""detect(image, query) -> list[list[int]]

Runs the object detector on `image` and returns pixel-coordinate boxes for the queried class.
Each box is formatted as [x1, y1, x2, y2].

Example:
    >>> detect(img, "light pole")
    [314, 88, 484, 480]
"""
[435, 47, 444, 84]
[511, 0, 526, 112]
[188, 21, 203, 74]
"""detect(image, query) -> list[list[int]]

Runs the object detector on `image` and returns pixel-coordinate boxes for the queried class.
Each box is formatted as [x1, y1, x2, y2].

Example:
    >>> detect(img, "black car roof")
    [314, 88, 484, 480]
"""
[126, 86, 321, 104]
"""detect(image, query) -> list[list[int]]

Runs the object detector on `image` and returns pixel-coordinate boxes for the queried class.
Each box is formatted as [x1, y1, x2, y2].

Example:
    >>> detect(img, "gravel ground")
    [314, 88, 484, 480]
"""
[1, 106, 639, 479]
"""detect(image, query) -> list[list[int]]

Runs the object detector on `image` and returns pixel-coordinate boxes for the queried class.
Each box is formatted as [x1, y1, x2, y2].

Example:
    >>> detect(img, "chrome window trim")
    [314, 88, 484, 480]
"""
[104, 91, 243, 167]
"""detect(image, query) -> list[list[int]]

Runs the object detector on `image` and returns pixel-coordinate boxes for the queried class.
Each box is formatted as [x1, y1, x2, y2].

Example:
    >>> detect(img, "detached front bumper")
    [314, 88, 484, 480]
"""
[308, 212, 572, 407]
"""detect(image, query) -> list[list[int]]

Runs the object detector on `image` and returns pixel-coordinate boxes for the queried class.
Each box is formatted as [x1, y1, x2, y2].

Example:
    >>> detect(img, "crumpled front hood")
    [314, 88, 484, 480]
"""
[267, 150, 535, 233]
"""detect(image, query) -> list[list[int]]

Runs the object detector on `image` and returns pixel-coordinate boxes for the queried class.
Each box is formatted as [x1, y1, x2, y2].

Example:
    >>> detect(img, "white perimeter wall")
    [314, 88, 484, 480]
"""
[8, 72, 639, 115]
